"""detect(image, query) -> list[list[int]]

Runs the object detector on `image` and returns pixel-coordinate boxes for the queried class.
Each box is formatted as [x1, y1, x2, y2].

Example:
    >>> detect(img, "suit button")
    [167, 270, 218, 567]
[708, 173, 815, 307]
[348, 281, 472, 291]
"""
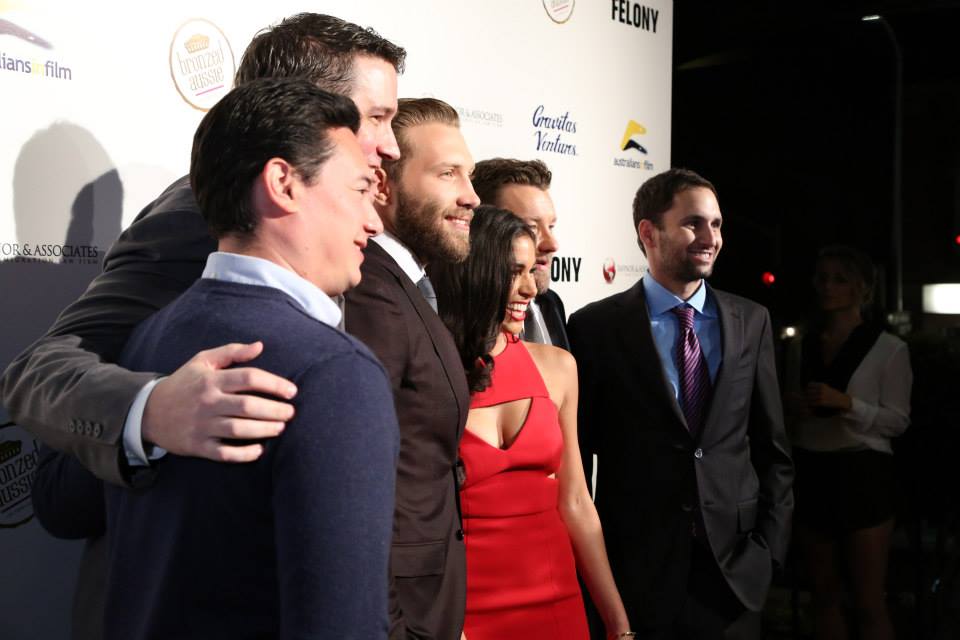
[84, 422, 93, 435]
[456, 529, 464, 541]
[694, 448, 703, 460]
[93, 424, 103, 437]
[68, 423, 76, 433]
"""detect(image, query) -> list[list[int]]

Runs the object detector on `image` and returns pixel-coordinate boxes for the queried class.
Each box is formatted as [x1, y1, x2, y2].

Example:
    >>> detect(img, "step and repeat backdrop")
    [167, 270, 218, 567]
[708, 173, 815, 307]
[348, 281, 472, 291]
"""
[1, 0, 671, 636]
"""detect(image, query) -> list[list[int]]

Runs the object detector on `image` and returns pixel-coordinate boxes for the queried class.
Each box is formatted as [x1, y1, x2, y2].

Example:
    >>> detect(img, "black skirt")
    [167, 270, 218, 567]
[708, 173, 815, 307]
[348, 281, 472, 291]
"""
[793, 447, 898, 534]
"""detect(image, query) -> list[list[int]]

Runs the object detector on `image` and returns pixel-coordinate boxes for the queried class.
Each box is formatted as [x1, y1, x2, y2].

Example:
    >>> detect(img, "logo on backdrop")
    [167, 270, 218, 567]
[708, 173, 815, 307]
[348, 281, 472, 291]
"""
[0, 18, 74, 81]
[0, 422, 41, 528]
[613, 119, 654, 170]
[455, 105, 504, 128]
[602, 257, 645, 284]
[602, 257, 617, 283]
[543, 0, 575, 23]
[531, 105, 578, 156]
[551, 256, 582, 283]
[611, 1, 660, 33]
[169, 19, 235, 111]
[0, 242, 100, 264]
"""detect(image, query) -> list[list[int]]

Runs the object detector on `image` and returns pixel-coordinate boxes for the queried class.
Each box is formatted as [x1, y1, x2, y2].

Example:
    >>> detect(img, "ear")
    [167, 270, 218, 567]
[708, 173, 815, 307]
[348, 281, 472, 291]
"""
[372, 167, 391, 207]
[637, 219, 656, 252]
[258, 157, 300, 216]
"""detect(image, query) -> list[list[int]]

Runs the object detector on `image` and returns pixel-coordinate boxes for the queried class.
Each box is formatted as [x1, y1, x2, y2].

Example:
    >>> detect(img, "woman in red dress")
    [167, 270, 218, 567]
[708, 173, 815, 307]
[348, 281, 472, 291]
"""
[431, 206, 632, 640]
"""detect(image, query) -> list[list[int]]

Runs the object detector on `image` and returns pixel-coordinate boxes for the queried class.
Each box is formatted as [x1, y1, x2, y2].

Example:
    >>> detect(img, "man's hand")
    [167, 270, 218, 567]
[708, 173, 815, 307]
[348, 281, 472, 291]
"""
[142, 342, 296, 462]
[803, 382, 852, 411]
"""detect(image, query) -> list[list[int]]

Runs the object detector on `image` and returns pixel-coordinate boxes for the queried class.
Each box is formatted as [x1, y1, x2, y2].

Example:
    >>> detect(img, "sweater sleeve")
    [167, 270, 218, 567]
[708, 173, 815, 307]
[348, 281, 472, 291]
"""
[843, 339, 912, 439]
[271, 350, 399, 640]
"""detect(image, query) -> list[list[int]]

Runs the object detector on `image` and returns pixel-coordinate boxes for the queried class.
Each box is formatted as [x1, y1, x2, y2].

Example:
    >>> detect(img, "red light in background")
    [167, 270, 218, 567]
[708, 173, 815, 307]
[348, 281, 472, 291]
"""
[762, 272, 776, 286]
[955, 234, 960, 246]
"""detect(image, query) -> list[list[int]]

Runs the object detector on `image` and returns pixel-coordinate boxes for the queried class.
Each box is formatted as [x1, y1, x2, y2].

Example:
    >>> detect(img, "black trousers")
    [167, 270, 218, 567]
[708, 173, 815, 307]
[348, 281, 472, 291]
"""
[642, 541, 761, 640]
[588, 540, 762, 640]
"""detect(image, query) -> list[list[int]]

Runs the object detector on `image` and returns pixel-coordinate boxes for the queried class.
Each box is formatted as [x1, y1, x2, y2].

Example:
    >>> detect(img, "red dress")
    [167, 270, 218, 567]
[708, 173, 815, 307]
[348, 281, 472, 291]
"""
[460, 338, 589, 640]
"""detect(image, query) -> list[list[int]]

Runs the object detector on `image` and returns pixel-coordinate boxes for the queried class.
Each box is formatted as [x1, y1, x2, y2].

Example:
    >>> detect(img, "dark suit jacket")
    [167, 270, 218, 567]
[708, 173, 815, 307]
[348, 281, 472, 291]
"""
[568, 280, 793, 628]
[536, 289, 570, 350]
[1, 176, 209, 486]
[345, 242, 469, 640]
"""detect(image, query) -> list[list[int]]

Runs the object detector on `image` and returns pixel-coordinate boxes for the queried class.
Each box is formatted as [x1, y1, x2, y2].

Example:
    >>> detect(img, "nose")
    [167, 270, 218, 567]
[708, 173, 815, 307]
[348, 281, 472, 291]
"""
[519, 272, 537, 298]
[362, 198, 384, 237]
[538, 225, 559, 255]
[458, 178, 481, 209]
[378, 127, 400, 162]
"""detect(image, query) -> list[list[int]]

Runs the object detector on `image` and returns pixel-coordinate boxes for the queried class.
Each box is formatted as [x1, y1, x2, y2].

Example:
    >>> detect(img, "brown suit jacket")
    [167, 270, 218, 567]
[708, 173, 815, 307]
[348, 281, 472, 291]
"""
[568, 281, 794, 629]
[345, 241, 469, 640]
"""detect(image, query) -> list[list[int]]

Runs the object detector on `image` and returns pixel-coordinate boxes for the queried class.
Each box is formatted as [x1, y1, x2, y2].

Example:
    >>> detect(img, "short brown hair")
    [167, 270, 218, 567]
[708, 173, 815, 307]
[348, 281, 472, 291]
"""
[383, 97, 460, 180]
[236, 13, 406, 95]
[632, 167, 717, 231]
[471, 158, 552, 205]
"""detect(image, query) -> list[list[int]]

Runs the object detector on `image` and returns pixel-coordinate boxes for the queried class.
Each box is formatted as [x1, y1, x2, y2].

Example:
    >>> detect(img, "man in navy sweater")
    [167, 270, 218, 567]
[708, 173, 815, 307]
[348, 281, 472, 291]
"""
[102, 78, 399, 639]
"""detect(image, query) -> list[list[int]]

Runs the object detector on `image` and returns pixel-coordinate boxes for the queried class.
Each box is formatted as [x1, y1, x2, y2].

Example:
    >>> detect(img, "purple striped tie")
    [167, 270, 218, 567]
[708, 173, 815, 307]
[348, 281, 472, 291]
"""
[672, 305, 712, 435]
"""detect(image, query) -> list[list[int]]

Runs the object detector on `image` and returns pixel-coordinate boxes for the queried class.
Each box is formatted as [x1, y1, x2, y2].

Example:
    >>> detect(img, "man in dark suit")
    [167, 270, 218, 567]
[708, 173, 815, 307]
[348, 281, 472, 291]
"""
[346, 97, 479, 639]
[568, 168, 793, 639]
[5, 14, 406, 640]
[470, 158, 569, 349]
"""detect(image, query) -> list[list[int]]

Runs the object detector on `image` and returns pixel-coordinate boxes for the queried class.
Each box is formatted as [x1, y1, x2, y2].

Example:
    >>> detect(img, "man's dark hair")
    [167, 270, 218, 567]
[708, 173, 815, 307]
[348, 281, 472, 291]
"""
[471, 158, 552, 205]
[632, 167, 717, 252]
[430, 206, 535, 393]
[236, 13, 406, 93]
[190, 77, 359, 238]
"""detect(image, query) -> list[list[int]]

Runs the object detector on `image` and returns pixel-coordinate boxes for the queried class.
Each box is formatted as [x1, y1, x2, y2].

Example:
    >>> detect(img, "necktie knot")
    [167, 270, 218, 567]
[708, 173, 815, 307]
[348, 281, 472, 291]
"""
[671, 304, 695, 331]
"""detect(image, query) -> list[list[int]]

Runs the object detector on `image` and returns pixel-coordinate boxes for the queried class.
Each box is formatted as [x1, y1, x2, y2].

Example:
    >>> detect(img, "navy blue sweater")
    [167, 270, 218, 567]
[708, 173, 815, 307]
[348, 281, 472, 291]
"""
[104, 279, 399, 639]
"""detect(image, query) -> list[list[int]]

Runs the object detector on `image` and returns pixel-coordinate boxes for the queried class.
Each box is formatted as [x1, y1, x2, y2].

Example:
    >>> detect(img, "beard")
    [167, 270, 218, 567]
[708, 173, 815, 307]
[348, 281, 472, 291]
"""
[664, 249, 716, 284]
[393, 186, 471, 264]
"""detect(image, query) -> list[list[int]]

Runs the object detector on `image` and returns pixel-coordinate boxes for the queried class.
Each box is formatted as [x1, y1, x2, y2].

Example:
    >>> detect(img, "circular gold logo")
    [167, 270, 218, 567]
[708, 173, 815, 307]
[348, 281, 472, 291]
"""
[542, 0, 575, 24]
[169, 18, 236, 111]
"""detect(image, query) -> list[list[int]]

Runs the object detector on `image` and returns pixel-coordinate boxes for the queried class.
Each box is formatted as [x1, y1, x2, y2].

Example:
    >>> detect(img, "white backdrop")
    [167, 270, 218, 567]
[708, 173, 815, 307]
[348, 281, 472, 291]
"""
[0, 1, 670, 636]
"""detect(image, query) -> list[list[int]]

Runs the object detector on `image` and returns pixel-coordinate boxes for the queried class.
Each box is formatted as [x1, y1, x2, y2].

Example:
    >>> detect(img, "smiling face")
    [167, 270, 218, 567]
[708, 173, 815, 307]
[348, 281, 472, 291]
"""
[295, 127, 379, 295]
[639, 186, 722, 298]
[500, 234, 538, 336]
[495, 184, 558, 294]
[388, 122, 480, 264]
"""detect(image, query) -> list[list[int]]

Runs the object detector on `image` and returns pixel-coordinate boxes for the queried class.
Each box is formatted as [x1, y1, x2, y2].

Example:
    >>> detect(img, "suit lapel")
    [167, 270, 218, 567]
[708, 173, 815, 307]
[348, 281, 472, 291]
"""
[616, 282, 689, 433]
[367, 243, 468, 438]
[701, 288, 743, 441]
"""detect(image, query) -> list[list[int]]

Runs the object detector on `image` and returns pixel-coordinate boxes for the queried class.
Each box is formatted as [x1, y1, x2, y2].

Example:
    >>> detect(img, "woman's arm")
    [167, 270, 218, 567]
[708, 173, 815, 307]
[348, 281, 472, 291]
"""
[538, 345, 631, 638]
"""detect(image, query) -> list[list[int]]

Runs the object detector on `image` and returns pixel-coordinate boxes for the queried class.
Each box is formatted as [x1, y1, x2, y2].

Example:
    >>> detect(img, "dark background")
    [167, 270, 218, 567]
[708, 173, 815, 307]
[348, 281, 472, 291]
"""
[672, 0, 960, 328]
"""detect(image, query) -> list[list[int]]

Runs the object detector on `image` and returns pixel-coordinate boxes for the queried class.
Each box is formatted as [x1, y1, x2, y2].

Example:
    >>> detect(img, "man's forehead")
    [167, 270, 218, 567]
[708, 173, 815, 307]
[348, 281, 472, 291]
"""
[497, 184, 556, 221]
[406, 123, 470, 163]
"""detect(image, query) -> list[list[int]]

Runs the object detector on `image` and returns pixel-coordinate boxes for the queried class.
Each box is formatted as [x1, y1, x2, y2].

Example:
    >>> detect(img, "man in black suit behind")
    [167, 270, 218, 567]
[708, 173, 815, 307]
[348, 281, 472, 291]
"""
[345, 97, 479, 639]
[470, 158, 569, 350]
[568, 168, 793, 639]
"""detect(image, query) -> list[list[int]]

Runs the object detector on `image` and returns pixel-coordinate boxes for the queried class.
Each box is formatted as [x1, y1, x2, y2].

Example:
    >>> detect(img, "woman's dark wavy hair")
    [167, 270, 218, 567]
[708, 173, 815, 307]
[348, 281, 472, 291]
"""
[430, 206, 535, 393]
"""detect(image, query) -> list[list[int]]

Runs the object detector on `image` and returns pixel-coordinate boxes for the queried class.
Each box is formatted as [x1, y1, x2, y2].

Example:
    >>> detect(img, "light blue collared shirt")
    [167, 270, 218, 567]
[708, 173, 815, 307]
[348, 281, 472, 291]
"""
[643, 271, 722, 403]
[122, 251, 342, 465]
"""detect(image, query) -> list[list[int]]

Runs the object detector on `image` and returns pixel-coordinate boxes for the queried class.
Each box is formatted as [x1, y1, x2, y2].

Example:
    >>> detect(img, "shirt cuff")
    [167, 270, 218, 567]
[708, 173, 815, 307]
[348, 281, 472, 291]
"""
[122, 378, 168, 466]
[843, 396, 877, 432]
